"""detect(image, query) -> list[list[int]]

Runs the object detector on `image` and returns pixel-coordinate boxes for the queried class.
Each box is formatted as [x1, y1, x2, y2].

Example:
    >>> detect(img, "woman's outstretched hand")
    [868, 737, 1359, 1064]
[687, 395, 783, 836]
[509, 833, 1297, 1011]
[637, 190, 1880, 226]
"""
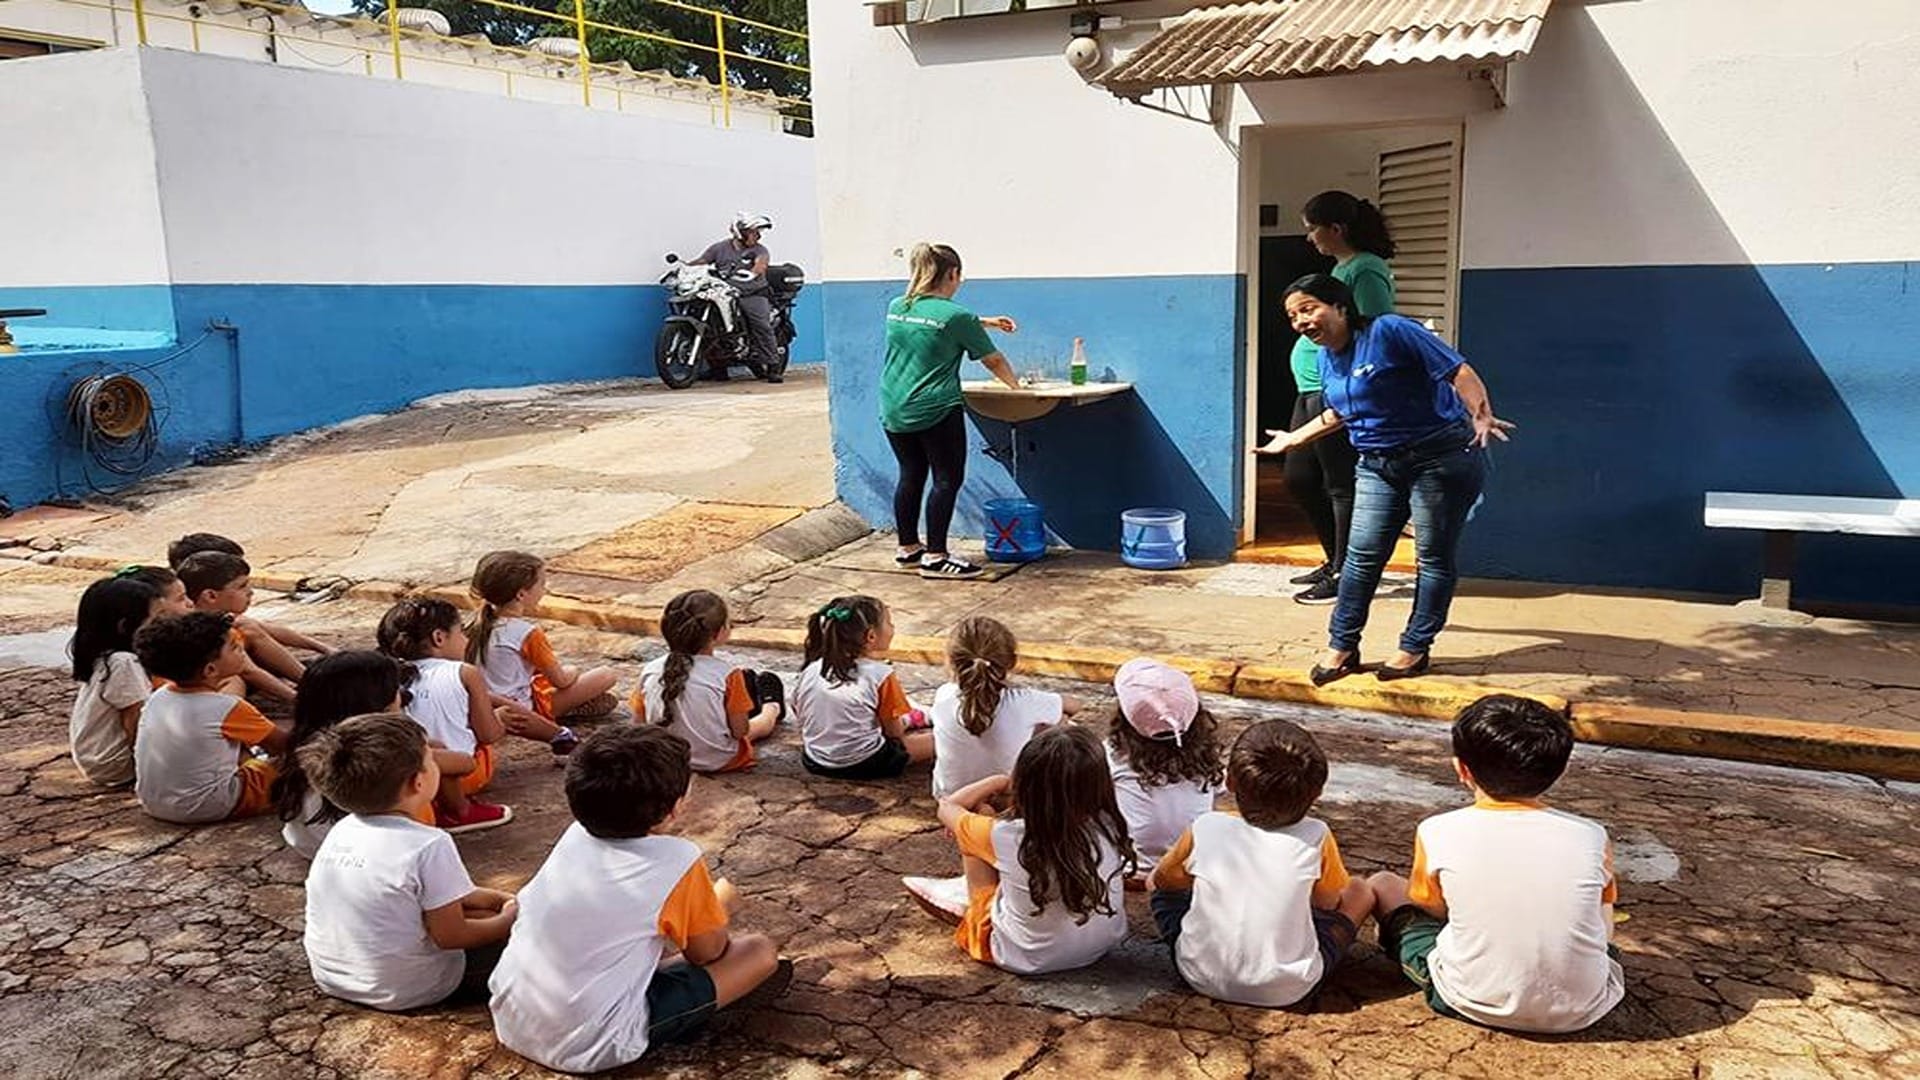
[1471, 413, 1517, 448]
[1255, 429, 1295, 455]
[982, 315, 1018, 333]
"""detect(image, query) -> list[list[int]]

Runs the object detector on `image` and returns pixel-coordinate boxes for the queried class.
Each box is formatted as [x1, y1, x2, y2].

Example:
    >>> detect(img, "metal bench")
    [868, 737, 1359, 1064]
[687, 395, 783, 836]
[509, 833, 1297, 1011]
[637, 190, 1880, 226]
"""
[1704, 492, 1920, 609]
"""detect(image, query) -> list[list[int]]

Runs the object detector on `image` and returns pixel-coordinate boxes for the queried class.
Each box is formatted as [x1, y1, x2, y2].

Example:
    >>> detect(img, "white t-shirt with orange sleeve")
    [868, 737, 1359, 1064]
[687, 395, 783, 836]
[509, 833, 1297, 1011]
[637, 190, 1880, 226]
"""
[953, 811, 1128, 975]
[1159, 811, 1351, 1007]
[928, 683, 1062, 799]
[792, 657, 911, 769]
[70, 651, 151, 787]
[488, 823, 729, 1074]
[133, 684, 278, 823]
[478, 617, 557, 712]
[405, 656, 479, 755]
[303, 813, 476, 1010]
[1409, 798, 1625, 1033]
[634, 654, 755, 772]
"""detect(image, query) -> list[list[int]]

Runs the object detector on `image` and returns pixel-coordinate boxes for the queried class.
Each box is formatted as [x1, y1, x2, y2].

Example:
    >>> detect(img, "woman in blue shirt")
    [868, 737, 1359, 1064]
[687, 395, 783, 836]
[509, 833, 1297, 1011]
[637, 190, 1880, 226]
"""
[1258, 274, 1513, 684]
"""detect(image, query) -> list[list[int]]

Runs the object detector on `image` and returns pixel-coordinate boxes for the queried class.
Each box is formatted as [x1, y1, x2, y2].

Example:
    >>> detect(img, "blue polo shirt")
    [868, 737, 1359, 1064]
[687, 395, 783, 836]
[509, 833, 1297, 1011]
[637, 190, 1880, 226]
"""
[1317, 314, 1470, 451]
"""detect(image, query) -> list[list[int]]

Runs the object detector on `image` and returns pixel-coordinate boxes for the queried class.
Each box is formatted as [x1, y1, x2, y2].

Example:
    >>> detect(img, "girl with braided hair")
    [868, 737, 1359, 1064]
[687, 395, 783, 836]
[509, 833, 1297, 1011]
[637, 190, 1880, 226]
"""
[928, 616, 1082, 799]
[630, 590, 784, 773]
[791, 595, 933, 779]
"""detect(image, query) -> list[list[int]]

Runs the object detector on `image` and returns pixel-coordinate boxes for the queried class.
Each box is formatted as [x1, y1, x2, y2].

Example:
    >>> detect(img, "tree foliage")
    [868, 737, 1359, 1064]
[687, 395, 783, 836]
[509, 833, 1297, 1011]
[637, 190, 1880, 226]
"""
[347, 0, 809, 103]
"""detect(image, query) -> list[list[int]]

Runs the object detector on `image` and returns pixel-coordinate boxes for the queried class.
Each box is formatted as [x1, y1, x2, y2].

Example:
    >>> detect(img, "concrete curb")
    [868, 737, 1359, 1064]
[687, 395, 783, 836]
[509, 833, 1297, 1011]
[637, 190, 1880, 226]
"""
[16, 550, 1919, 781]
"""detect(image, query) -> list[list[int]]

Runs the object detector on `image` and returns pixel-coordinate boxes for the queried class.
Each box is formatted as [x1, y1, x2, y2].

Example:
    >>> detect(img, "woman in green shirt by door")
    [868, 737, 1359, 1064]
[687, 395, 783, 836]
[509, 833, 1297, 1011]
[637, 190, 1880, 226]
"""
[1282, 191, 1398, 604]
[881, 243, 1023, 579]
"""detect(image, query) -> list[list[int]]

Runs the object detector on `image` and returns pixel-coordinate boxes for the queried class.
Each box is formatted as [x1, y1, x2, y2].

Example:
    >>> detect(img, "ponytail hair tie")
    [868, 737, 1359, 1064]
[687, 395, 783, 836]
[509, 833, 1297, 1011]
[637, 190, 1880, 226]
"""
[821, 605, 853, 622]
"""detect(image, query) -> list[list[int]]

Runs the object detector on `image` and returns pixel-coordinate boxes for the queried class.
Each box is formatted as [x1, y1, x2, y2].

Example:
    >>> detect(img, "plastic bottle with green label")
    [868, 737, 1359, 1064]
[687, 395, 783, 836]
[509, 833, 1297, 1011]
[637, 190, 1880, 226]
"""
[1070, 337, 1088, 386]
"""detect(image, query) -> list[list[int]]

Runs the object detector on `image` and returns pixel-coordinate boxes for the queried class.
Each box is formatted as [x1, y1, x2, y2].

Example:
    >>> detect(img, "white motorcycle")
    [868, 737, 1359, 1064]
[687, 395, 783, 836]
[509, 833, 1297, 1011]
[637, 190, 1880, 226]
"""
[653, 254, 803, 390]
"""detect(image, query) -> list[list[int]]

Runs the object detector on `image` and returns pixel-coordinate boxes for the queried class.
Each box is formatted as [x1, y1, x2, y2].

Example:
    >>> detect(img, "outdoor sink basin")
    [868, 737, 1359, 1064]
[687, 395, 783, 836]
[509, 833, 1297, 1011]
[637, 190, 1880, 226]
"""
[960, 379, 1133, 423]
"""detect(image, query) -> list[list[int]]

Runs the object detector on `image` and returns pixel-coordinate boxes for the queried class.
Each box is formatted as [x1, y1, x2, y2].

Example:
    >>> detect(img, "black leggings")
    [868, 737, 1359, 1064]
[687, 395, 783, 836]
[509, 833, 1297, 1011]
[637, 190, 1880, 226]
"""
[1282, 391, 1358, 568]
[887, 407, 968, 553]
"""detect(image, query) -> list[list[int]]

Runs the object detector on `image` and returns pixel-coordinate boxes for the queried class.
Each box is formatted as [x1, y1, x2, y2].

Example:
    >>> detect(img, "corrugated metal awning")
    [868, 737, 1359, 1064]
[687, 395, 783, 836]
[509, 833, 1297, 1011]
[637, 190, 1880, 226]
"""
[1097, 0, 1553, 99]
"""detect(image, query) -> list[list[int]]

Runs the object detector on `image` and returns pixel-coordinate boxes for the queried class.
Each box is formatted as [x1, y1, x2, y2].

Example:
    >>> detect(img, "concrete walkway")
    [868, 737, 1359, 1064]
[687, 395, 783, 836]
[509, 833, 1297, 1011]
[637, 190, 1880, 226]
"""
[3, 372, 1915, 746]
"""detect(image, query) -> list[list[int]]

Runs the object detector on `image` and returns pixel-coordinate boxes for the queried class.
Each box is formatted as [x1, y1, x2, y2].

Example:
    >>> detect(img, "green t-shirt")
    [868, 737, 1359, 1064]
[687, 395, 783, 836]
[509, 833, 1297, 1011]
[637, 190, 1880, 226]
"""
[1288, 251, 1395, 393]
[880, 295, 998, 434]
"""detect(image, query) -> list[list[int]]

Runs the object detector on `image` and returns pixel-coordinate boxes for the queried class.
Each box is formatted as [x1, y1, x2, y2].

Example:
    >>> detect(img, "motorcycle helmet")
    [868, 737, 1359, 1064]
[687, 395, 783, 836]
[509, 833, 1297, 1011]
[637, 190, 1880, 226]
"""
[730, 212, 774, 241]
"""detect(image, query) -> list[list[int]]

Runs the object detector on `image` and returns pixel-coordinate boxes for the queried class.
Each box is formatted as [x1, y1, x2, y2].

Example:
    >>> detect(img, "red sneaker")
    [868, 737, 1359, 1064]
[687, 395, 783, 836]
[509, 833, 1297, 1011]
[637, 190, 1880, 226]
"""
[437, 800, 514, 835]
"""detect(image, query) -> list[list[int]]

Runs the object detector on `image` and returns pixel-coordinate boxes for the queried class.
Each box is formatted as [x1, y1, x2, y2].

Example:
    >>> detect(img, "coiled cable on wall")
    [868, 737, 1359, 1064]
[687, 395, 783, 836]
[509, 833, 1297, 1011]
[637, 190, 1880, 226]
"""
[65, 372, 159, 483]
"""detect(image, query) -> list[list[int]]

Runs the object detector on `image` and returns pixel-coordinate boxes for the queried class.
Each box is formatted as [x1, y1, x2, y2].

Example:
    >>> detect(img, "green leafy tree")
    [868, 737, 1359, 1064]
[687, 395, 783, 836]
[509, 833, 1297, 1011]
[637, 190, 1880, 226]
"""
[348, 0, 809, 112]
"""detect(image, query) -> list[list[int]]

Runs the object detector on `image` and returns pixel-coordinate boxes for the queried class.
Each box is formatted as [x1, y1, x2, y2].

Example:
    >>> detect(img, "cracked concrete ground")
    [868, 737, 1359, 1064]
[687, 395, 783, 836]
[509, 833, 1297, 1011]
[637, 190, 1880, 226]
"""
[1, 599, 1917, 1078]
[2, 373, 1916, 734]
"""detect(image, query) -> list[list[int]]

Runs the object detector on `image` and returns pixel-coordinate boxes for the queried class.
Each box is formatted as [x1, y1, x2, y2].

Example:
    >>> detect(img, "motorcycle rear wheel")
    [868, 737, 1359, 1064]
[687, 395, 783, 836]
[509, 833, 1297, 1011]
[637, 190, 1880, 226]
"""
[656, 324, 700, 390]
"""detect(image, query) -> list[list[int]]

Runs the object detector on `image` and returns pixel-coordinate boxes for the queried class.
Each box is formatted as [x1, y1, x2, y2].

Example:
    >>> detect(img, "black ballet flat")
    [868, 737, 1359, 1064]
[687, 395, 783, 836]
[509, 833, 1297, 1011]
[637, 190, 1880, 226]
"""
[1376, 654, 1432, 681]
[1310, 651, 1362, 687]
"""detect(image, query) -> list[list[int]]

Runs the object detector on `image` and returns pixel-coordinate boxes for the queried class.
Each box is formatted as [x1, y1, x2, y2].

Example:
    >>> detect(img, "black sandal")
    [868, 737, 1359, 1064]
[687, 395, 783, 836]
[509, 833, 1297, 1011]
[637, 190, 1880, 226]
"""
[1310, 651, 1362, 687]
[1376, 654, 1432, 681]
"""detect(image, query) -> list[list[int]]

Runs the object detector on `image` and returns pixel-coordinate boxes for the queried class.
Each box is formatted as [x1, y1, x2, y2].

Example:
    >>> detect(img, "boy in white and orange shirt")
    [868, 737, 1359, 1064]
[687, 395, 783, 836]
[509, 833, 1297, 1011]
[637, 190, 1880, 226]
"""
[132, 611, 290, 823]
[489, 725, 790, 1073]
[176, 550, 300, 702]
[1369, 694, 1624, 1033]
[1148, 718, 1375, 1007]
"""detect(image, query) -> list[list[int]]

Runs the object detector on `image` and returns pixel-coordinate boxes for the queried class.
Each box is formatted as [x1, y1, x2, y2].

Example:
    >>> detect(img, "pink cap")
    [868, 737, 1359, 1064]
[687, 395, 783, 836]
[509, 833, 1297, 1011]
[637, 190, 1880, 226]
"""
[1114, 658, 1199, 744]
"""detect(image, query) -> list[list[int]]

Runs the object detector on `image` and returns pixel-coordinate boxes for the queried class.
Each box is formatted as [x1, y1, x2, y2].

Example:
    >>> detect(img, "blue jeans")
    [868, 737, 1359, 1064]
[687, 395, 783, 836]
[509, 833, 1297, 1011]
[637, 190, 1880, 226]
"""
[1329, 422, 1486, 655]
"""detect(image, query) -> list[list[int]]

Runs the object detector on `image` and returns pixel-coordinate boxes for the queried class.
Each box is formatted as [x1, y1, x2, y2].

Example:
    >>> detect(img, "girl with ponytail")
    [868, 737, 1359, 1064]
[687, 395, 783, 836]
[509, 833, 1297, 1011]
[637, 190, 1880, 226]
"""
[1281, 191, 1400, 605]
[791, 594, 934, 779]
[631, 590, 784, 773]
[466, 550, 620, 761]
[882, 244, 1024, 580]
[928, 616, 1081, 799]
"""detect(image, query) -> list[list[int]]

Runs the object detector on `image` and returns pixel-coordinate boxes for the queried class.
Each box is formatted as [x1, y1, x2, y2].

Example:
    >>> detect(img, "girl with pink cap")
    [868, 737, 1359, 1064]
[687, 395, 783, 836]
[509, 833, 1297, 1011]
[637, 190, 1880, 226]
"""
[1105, 658, 1225, 872]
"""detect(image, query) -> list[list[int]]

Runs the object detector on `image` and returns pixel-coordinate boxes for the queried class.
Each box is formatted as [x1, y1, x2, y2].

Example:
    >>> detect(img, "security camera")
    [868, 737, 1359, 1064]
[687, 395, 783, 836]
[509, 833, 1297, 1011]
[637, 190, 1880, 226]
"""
[1065, 35, 1103, 72]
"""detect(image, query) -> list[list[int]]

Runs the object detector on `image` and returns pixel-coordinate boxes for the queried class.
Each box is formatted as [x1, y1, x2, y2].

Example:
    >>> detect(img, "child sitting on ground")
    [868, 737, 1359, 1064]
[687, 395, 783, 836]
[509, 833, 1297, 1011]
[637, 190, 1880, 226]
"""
[69, 575, 167, 786]
[379, 598, 527, 832]
[1149, 719, 1375, 1008]
[792, 595, 932, 779]
[132, 611, 290, 823]
[170, 531, 332, 661]
[631, 590, 783, 774]
[913, 724, 1134, 975]
[467, 551, 619, 759]
[176, 551, 299, 702]
[1105, 659, 1224, 867]
[1369, 694, 1624, 1033]
[117, 564, 193, 617]
[301, 713, 517, 1011]
[488, 726, 788, 1073]
[928, 615, 1080, 799]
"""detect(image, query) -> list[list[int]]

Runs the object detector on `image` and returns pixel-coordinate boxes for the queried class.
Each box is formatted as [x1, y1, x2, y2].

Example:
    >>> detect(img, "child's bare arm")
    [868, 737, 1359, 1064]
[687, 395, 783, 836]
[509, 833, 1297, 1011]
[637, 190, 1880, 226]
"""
[260, 619, 331, 655]
[117, 702, 145, 741]
[423, 894, 517, 949]
[235, 617, 307, 683]
[938, 774, 1011, 832]
[239, 657, 297, 702]
[1058, 694, 1084, 717]
[681, 926, 732, 966]
[256, 721, 292, 757]
[458, 664, 506, 744]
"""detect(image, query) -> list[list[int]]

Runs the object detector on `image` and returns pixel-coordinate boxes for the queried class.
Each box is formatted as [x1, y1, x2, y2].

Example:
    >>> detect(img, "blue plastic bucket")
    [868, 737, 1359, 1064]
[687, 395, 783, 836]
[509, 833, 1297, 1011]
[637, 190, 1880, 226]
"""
[984, 497, 1047, 563]
[1121, 507, 1187, 570]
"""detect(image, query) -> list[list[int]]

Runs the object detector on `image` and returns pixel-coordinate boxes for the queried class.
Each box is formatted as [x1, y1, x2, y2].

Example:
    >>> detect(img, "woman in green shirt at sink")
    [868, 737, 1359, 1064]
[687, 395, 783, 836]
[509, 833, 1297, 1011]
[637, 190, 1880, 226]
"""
[880, 243, 1022, 580]
[1282, 191, 1398, 605]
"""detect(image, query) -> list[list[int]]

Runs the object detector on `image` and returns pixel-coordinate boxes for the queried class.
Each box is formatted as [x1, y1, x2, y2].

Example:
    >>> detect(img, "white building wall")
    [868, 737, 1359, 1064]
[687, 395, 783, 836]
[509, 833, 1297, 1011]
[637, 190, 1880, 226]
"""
[1462, 0, 1920, 270]
[0, 49, 170, 288]
[809, 0, 1241, 282]
[135, 47, 819, 286]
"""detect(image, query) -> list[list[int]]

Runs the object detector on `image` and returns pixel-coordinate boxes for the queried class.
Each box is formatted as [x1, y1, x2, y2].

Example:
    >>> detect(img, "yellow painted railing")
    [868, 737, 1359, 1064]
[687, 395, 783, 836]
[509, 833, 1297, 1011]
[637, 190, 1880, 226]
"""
[84, 0, 810, 128]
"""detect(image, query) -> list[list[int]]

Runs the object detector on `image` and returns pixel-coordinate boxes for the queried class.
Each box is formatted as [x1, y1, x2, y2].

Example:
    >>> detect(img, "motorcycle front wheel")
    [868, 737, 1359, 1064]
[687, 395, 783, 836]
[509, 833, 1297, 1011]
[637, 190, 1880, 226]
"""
[655, 323, 700, 389]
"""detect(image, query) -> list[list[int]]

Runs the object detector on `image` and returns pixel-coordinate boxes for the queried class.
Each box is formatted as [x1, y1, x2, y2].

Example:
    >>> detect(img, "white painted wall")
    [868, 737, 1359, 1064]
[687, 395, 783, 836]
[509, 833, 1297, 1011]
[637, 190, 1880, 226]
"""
[809, 0, 1243, 282]
[1462, 0, 1920, 269]
[1, 0, 786, 132]
[0, 49, 170, 287]
[136, 48, 819, 285]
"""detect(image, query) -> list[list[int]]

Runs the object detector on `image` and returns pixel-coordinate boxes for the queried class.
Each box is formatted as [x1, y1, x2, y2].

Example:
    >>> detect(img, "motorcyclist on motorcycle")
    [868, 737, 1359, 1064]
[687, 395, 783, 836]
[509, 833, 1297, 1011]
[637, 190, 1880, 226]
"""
[688, 212, 780, 383]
